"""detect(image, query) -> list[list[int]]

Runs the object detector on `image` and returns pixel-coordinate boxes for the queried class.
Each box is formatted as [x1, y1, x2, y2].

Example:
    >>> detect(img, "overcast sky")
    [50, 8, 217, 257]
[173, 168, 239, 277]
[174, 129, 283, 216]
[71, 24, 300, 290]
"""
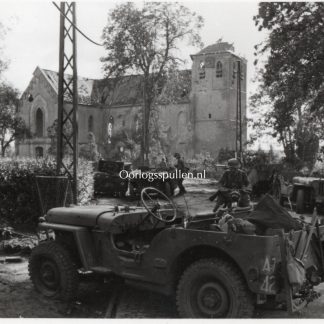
[0, 0, 265, 94]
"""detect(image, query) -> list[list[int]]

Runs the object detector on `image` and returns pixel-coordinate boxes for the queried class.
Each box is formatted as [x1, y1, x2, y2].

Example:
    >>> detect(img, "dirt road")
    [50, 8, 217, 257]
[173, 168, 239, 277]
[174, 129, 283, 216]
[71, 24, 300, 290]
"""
[1, 256, 324, 318]
[1, 179, 324, 318]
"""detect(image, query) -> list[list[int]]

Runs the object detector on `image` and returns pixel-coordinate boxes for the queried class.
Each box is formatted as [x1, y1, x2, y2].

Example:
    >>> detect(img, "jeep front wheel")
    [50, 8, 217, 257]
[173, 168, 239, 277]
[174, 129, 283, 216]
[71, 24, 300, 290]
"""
[176, 258, 254, 318]
[28, 241, 79, 301]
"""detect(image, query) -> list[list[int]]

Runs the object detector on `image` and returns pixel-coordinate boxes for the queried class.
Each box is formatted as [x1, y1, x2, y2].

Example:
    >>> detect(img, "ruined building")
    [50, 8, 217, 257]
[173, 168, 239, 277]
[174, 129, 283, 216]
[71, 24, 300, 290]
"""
[17, 42, 247, 162]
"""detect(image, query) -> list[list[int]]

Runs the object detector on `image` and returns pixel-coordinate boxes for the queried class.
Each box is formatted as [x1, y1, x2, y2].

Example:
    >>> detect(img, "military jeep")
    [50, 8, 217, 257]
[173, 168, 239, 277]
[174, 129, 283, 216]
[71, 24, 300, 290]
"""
[94, 160, 132, 197]
[29, 188, 324, 318]
[291, 176, 324, 214]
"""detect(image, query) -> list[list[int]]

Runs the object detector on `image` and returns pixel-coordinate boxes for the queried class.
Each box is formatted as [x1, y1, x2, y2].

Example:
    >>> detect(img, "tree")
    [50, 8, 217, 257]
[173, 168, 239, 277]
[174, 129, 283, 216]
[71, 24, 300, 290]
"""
[0, 22, 9, 77]
[79, 132, 100, 161]
[47, 119, 72, 156]
[149, 69, 192, 162]
[101, 2, 203, 165]
[0, 83, 29, 157]
[252, 2, 324, 168]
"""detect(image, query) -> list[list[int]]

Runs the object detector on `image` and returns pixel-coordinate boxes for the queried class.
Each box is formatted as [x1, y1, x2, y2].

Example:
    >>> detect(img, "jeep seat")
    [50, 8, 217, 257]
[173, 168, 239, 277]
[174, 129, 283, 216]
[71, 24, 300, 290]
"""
[194, 211, 217, 219]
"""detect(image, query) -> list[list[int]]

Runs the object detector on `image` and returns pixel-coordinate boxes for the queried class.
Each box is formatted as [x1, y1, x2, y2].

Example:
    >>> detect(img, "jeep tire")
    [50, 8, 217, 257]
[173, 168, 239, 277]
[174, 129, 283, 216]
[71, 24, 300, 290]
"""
[176, 258, 254, 318]
[296, 189, 305, 214]
[29, 241, 79, 301]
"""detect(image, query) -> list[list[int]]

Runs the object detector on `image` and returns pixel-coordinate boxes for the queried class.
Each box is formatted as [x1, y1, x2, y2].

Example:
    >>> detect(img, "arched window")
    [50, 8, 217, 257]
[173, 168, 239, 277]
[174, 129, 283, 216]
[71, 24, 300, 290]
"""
[88, 115, 94, 132]
[232, 62, 236, 79]
[134, 115, 140, 134]
[199, 61, 205, 79]
[35, 108, 44, 137]
[35, 146, 43, 158]
[216, 61, 222, 78]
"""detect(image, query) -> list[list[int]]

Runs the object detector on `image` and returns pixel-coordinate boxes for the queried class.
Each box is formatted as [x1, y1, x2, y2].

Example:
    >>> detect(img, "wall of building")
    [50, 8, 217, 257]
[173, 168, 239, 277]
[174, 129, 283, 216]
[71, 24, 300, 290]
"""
[17, 44, 247, 161]
[77, 104, 102, 145]
[190, 51, 247, 157]
[18, 68, 58, 157]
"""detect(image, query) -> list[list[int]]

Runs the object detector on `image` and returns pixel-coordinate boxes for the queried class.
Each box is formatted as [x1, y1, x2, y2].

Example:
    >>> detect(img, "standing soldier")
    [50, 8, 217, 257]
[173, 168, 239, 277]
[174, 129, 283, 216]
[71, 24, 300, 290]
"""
[159, 157, 167, 170]
[174, 152, 187, 196]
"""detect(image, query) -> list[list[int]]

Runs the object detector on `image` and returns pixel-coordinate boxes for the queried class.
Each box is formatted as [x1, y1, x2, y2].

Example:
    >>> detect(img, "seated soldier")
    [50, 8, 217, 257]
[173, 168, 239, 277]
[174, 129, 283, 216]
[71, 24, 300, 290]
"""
[211, 158, 250, 212]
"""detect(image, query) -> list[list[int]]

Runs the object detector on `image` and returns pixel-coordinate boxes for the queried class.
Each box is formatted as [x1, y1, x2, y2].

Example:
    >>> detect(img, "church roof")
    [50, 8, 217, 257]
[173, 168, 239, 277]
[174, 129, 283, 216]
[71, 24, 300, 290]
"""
[195, 42, 235, 55]
[38, 67, 191, 107]
[191, 41, 246, 62]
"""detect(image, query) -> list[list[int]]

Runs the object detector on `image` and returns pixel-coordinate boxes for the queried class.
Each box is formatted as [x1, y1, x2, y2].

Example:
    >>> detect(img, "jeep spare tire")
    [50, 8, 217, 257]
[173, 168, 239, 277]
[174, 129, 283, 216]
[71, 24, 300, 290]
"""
[29, 241, 79, 301]
[176, 258, 254, 318]
[296, 189, 305, 214]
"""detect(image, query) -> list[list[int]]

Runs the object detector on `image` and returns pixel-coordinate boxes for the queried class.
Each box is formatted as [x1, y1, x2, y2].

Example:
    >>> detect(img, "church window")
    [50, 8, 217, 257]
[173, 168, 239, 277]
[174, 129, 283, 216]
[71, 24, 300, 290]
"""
[134, 115, 140, 134]
[232, 62, 236, 79]
[88, 115, 94, 132]
[216, 61, 222, 78]
[35, 108, 44, 137]
[199, 61, 205, 79]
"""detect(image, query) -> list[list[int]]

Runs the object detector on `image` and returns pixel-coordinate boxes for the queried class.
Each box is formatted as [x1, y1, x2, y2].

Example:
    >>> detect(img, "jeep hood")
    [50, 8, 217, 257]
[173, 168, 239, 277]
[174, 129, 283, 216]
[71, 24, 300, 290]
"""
[46, 205, 146, 227]
[46, 205, 116, 227]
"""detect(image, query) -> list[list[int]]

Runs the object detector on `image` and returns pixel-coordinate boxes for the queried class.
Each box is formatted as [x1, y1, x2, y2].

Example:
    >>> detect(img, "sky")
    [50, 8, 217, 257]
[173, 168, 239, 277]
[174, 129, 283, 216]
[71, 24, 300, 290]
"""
[0, 0, 275, 150]
[0, 0, 265, 93]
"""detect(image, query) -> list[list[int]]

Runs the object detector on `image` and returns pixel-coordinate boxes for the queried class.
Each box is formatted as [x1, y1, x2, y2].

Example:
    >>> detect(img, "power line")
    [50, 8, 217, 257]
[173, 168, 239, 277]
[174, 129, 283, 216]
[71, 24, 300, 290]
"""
[52, 1, 104, 47]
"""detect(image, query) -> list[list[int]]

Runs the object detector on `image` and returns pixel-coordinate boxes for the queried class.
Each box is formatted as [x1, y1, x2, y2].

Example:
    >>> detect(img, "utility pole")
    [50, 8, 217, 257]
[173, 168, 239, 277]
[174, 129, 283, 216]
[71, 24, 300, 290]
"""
[236, 60, 243, 163]
[56, 2, 78, 204]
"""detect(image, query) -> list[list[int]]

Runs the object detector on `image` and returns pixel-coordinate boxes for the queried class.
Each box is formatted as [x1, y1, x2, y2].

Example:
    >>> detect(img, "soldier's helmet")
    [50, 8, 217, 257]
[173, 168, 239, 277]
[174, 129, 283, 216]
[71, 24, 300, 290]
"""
[174, 153, 180, 158]
[228, 158, 240, 169]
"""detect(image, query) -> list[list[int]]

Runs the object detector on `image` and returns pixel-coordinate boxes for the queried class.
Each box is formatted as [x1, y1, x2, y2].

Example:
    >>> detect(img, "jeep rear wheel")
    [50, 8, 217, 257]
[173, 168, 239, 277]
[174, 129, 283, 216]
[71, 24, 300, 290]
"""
[176, 258, 254, 318]
[29, 241, 79, 301]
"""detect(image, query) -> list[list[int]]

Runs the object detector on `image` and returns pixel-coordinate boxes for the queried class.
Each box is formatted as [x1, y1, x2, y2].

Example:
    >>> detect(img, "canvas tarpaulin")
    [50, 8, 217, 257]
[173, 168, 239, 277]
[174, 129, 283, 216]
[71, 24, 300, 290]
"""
[246, 194, 302, 232]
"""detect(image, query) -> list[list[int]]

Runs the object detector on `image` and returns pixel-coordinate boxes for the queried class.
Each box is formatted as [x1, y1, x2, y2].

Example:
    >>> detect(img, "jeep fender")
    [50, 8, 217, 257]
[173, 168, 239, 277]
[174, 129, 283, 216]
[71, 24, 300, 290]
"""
[38, 222, 95, 270]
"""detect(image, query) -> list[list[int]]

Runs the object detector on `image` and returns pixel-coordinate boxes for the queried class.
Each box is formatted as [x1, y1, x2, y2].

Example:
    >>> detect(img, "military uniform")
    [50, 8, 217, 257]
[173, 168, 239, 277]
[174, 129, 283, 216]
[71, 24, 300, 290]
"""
[212, 159, 250, 212]
[174, 153, 186, 195]
[159, 159, 167, 170]
[219, 168, 249, 189]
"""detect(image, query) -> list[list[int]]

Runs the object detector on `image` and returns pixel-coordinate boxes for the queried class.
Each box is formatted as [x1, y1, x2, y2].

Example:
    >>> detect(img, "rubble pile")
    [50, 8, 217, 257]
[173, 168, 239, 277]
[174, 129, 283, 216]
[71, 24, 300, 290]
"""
[0, 227, 38, 254]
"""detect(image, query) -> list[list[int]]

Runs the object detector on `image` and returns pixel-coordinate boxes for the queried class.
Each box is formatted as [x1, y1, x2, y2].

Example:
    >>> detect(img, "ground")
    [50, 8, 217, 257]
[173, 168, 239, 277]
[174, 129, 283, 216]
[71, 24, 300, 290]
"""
[1, 178, 324, 318]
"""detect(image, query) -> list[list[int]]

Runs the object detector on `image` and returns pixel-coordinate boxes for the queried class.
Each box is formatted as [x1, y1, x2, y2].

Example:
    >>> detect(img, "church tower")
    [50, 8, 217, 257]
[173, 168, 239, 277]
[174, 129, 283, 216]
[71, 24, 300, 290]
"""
[190, 41, 247, 157]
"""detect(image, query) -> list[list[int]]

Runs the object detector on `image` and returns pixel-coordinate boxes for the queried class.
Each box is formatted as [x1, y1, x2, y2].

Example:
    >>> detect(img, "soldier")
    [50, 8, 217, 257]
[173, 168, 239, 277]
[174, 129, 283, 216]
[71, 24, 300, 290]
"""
[159, 157, 167, 170]
[174, 152, 187, 196]
[210, 158, 250, 212]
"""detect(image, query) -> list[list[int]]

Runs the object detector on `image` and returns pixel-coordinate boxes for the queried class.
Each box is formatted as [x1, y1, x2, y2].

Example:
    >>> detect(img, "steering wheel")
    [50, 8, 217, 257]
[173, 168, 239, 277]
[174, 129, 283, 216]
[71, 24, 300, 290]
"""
[140, 187, 177, 223]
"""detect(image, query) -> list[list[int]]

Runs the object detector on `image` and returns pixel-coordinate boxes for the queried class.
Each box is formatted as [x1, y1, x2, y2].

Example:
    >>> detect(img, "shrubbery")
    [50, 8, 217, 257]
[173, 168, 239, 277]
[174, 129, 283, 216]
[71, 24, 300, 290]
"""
[0, 157, 94, 228]
[186, 152, 224, 179]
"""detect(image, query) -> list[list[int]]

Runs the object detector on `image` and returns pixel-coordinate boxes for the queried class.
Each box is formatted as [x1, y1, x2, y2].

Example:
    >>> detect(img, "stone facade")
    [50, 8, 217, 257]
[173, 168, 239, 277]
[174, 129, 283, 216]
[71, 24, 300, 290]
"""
[17, 42, 247, 161]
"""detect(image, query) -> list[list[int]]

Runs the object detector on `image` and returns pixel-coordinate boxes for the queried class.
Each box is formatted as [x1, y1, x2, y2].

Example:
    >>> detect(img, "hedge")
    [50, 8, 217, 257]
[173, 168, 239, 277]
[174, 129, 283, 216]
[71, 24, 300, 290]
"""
[0, 157, 94, 227]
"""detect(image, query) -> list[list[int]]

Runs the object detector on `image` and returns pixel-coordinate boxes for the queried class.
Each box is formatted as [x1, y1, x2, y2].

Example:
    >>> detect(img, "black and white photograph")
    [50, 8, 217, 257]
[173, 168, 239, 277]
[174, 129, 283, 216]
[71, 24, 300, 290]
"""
[1, 0, 324, 319]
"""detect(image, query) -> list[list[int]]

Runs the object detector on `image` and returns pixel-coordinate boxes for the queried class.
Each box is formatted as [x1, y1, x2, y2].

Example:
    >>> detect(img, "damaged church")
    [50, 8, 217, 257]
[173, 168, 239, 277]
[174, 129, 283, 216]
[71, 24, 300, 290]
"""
[16, 42, 247, 163]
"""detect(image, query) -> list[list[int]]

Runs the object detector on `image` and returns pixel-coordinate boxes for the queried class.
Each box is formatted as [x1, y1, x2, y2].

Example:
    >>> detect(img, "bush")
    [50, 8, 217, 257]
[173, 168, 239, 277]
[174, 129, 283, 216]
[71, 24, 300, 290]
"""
[0, 157, 94, 228]
[77, 158, 94, 205]
[218, 148, 236, 164]
[186, 152, 224, 179]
